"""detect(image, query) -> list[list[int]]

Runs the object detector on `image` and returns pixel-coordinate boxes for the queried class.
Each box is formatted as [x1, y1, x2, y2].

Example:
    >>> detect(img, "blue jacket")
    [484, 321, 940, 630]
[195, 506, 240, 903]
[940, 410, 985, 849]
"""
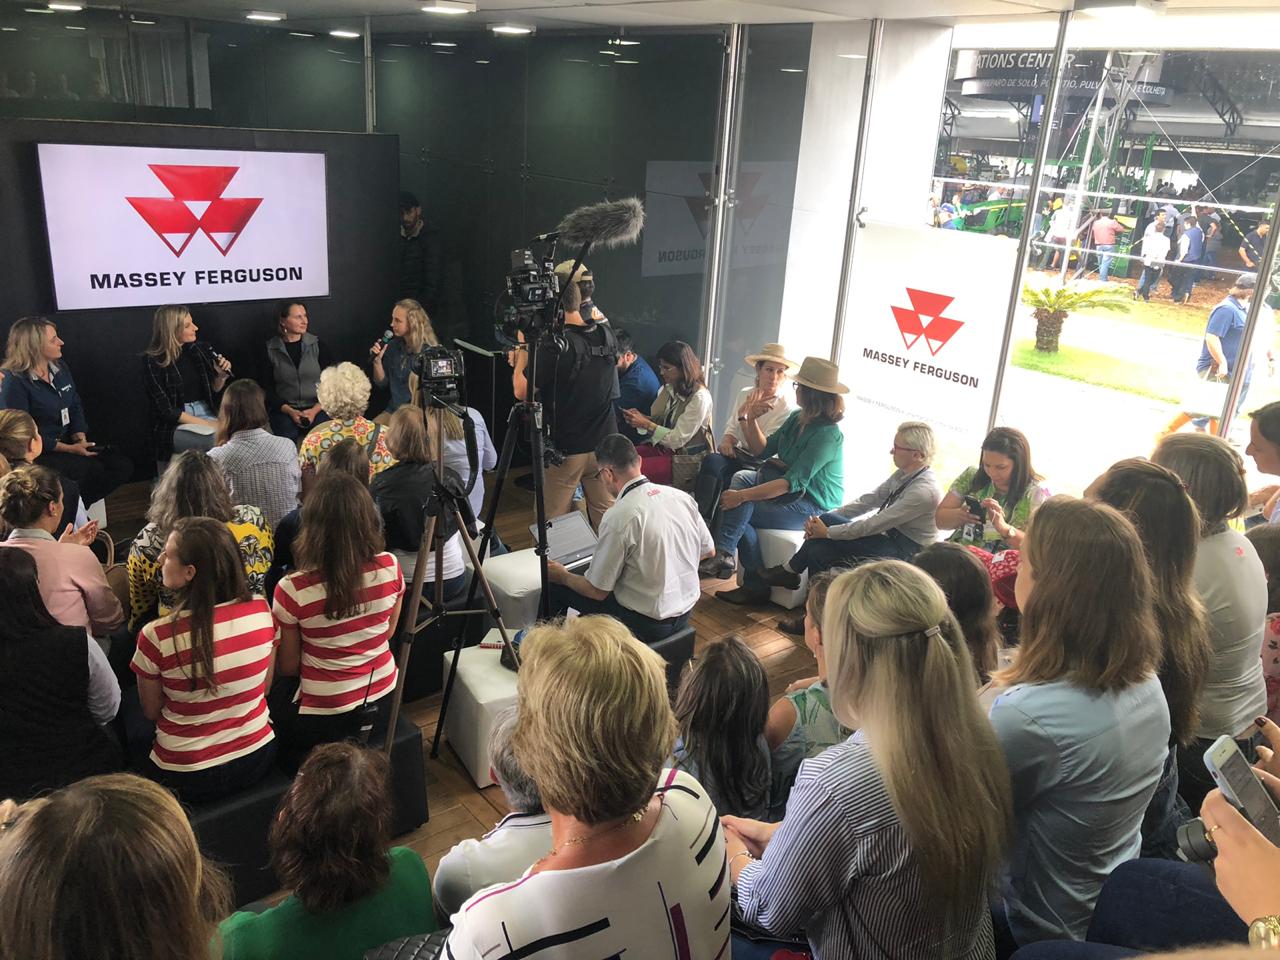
[615, 355, 660, 443]
[0, 362, 89, 450]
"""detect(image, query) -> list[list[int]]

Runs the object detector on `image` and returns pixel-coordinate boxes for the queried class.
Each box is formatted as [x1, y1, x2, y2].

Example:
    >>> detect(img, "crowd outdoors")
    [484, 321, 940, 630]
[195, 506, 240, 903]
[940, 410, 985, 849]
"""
[10, 271, 1280, 960]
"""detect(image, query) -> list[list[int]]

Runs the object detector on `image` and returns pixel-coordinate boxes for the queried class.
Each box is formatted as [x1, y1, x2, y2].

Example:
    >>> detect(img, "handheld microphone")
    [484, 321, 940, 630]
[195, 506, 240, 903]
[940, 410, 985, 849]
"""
[370, 329, 394, 357]
[555, 197, 646, 249]
[209, 347, 232, 377]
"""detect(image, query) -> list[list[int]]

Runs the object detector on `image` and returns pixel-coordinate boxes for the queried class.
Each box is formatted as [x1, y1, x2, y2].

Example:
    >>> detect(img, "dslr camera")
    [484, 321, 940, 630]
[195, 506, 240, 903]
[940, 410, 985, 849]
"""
[495, 247, 561, 348]
[413, 345, 466, 407]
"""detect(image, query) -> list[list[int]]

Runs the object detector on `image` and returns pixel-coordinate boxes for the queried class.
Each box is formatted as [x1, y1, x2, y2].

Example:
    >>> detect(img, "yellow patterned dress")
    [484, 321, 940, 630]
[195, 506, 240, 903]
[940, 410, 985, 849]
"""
[297, 417, 396, 480]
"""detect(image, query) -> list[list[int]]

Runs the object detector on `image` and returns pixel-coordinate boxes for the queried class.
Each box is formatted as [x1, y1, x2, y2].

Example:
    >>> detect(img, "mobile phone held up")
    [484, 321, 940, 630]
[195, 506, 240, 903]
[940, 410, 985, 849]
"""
[1204, 735, 1280, 846]
[963, 495, 984, 518]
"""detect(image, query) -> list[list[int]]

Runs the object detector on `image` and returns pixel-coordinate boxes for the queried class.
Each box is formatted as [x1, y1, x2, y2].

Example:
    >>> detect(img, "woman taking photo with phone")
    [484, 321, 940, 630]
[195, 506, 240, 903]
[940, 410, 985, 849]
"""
[935, 426, 1050, 552]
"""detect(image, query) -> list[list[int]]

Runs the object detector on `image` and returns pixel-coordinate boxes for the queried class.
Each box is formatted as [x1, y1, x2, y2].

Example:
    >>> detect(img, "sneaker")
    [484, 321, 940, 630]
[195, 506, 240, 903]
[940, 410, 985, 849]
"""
[699, 552, 735, 580]
[759, 564, 802, 589]
[716, 585, 770, 606]
[777, 615, 805, 636]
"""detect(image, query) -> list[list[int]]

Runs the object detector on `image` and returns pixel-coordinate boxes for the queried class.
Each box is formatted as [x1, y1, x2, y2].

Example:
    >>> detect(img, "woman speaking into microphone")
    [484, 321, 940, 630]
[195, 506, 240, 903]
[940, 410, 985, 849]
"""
[142, 305, 232, 467]
[369, 299, 438, 419]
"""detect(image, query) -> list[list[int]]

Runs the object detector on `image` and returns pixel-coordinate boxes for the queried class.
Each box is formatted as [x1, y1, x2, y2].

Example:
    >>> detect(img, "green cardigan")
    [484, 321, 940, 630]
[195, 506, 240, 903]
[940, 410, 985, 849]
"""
[761, 411, 844, 511]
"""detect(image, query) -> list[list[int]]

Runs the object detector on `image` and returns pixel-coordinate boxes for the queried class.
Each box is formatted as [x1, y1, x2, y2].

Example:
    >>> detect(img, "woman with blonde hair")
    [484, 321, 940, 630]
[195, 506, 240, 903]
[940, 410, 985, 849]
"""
[0, 773, 232, 960]
[725, 560, 1012, 959]
[299, 363, 395, 482]
[0, 408, 92, 540]
[989, 497, 1169, 950]
[142, 304, 231, 463]
[369, 298, 438, 415]
[445, 615, 731, 959]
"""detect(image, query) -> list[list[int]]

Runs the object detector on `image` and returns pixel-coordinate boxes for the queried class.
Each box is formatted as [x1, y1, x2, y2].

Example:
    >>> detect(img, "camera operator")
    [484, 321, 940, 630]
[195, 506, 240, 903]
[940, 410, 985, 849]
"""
[510, 279, 619, 530]
[555, 260, 606, 324]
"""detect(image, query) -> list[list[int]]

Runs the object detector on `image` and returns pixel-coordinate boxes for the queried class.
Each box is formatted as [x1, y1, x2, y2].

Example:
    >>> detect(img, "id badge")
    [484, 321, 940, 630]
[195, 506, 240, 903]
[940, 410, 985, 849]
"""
[61, 407, 70, 427]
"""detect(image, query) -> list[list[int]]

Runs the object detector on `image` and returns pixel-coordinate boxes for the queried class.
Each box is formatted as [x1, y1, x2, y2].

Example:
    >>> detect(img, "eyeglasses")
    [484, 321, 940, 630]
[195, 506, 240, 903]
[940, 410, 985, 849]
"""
[891, 445, 921, 454]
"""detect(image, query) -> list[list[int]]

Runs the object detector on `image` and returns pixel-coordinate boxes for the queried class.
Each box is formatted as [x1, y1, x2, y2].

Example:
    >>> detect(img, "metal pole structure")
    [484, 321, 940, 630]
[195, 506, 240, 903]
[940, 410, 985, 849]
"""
[986, 10, 1073, 432]
[1218, 196, 1280, 435]
[363, 14, 375, 133]
[828, 19, 883, 365]
[1059, 48, 1113, 284]
[697, 24, 747, 390]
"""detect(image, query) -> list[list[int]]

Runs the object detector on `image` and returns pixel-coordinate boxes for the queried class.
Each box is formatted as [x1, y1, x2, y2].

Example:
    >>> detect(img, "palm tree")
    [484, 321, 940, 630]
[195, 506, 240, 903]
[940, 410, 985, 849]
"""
[1021, 283, 1132, 353]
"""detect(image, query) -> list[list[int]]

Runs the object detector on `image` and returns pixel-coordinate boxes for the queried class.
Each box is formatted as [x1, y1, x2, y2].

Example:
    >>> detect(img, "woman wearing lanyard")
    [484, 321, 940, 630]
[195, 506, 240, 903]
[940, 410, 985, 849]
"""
[621, 340, 713, 489]
[755, 421, 945, 631]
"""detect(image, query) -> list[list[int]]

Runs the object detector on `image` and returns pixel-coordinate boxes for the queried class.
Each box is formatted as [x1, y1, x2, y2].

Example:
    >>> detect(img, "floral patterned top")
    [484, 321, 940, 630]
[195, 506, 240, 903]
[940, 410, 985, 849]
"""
[127, 504, 275, 630]
[768, 680, 851, 818]
[1264, 613, 1280, 724]
[298, 417, 395, 479]
[947, 465, 1052, 552]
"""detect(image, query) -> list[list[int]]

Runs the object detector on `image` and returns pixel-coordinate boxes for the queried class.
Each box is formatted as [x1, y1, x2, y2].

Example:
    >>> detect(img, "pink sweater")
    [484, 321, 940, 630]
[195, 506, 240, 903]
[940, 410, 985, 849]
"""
[1, 531, 123, 635]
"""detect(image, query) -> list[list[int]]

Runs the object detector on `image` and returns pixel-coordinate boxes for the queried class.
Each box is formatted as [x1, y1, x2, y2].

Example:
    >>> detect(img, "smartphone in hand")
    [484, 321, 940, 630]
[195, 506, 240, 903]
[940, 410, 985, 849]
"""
[1204, 735, 1280, 846]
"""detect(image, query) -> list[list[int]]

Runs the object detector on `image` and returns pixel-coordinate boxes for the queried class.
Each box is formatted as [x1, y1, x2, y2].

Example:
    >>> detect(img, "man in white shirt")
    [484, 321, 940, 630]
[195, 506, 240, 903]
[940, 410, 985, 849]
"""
[545, 434, 714, 642]
[1137, 211, 1172, 302]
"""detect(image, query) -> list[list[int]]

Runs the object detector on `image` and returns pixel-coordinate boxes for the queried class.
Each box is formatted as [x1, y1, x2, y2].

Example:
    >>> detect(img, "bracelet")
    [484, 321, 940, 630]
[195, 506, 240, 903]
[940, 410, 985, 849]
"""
[730, 850, 756, 871]
[738, 415, 750, 422]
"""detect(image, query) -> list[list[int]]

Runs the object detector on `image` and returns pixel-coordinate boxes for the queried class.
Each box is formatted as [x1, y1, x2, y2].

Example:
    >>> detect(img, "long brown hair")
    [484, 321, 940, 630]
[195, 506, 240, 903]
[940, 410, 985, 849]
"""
[215, 379, 269, 445]
[795, 384, 844, 426]
[967, 427, 1040, 508]
[1093, 458, 1210, 746]
[0, 409, 39, 463]
[1247, 525, 1280, 616]
[656, 340, 706, 399]
[162, 517, 250, 693]
[914, 542, 1000, 683]
[294, 472, 384, 619]
[996, 496, 1160, 692]
[146, 451, 234, 535]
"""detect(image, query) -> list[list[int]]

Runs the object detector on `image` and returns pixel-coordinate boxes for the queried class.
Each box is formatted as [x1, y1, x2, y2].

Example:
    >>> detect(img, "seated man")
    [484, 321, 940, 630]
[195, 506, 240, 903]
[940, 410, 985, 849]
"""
[432, 709, 552, 922]
[613, 329, 660, 445]
[546, 433, 714, 643]
[759, 421, 943, 634]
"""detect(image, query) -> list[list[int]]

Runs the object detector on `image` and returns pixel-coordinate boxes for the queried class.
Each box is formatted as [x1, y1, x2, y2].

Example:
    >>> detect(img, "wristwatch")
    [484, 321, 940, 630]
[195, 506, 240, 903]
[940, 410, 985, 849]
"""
[737, 416, 749, 423]
[1249, 916, 1280, 949]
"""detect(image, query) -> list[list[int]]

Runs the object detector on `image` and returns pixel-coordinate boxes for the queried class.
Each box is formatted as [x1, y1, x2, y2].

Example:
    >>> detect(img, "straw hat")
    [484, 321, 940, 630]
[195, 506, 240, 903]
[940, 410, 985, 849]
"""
[744, 343, 799, 370]
[792, 356, 849, 395]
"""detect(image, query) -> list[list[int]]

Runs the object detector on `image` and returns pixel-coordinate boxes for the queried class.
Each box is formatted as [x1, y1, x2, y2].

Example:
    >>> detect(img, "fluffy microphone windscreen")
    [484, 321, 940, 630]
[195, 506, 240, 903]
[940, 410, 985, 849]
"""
[556, 198, 646, 249]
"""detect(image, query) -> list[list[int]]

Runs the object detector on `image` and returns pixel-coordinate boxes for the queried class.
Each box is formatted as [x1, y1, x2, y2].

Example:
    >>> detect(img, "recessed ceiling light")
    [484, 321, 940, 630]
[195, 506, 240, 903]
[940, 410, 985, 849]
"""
[598, 49, 618, 55]
[490, 23, 532, 35]
[1077, 0, 1165, 17]
[421, 0, 475, 13]
[616, 39, 640, 45]
[387, 41, 411, 46]
[288, 31, 315, 37]
[47, 2, 82, 10]
[780, 67, 804, 73]
[330, 29, 360, 38]
[615, 59, 638, 64]
[434, 49, 455, 54]
[837, 53, 866, 60]
[65, 23, 85, 29]
[245, 11, 285, 21]
[131, 17, 156, 24]
[430, 40, 456, 46]
[474, 58, 489, 63]
[565, 58, 589, 63]
[24, 7, 55, 12]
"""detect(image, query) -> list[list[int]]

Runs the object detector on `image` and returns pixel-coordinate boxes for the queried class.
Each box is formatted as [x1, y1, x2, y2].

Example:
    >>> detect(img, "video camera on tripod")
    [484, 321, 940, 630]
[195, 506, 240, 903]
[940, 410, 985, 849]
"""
[413, 344, 467, 408]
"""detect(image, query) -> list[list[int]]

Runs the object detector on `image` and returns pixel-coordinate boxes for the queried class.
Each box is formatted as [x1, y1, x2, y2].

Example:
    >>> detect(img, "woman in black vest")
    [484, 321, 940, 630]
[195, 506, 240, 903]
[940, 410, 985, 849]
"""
[261, 301, 335, 443]
[0, 548, 122, 800]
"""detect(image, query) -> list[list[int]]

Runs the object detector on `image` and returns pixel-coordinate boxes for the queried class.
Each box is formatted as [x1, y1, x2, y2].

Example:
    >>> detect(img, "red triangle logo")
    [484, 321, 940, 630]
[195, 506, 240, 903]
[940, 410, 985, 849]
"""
[126, 164, 262, 258]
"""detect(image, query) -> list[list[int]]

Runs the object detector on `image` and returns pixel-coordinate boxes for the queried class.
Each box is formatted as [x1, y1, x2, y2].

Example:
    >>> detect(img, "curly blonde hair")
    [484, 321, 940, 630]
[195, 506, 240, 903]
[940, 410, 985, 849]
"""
[316, 363, 371, 422]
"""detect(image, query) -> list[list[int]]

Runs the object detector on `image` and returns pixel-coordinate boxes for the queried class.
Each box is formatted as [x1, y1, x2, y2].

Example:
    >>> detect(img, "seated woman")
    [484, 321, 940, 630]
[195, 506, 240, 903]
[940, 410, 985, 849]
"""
[369, 406, 466, 601]
[219, 742, 436, 960]
[1152, 433, 1267, 812]
[913, 542, 1000, 684]
[0, 774, 232, 960]
[671, 634, 771, 819]
[621, 340, 713, 489]
[126, 451, 274, 630]
[260, 301, 335, 442]
[760, 420, 943, 630]
[705, 357, 846, 603]
[369, 299, 438, 416]
[0, 408, 92, 539]
[989, 497, 1169, 949]
[209, 379, 302, 528]
[725, 560, 1012, 959]
[444, 615, 730, 959]
[270, 471, 403, 765]
[299, 362, 395, 483]
[0, 465, 122, 637]
[129, 517, 277, 802]
[433, 403, 498, 525]
[0, 548, 121, 801]
[142, 304, 231, 465]
[0, 315, 133, 505]
[935, 426, 1050, 553]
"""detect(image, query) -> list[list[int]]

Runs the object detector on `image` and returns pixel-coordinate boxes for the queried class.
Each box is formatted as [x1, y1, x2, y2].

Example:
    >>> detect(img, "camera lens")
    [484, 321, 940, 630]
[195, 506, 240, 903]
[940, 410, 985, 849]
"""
[1176, 817, 1218, 864]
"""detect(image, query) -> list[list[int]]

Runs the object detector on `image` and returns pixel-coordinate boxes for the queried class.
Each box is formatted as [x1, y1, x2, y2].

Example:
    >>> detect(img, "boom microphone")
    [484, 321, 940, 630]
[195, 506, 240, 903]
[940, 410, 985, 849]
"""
[370, 328, 394, 357]
[555, 197, 645, 249]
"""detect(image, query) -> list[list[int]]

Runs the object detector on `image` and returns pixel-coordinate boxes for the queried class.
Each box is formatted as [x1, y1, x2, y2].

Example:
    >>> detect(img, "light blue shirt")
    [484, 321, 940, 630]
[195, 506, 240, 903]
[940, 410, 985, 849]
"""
[990, 676, 1170, 945]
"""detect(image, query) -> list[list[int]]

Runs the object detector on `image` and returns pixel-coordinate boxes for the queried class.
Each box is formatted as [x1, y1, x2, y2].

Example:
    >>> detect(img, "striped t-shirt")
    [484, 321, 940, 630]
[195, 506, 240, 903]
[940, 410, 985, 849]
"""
[130, 598, 277, 772]
[272, 552, 403, 716]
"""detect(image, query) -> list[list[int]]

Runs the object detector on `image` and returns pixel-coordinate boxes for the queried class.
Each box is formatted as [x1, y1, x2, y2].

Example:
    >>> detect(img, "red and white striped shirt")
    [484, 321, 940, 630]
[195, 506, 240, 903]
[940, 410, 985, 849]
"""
[130, 598, 277, 772]
[272, 552, 404, 716]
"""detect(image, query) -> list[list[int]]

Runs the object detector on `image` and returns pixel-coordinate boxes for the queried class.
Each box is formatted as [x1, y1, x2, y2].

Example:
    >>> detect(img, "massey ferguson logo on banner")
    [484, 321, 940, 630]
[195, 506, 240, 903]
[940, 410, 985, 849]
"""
[38, 144, 329, 310]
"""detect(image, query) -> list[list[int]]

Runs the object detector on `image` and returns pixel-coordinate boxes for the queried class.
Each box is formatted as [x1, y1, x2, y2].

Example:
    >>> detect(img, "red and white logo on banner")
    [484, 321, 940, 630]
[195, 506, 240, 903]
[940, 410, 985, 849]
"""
[126, 165, 263, 257]
[891, 288, 964, 356]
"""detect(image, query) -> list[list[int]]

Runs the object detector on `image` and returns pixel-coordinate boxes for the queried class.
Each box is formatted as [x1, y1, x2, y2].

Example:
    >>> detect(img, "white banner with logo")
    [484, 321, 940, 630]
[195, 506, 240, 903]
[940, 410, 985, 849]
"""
[38, 143, 329, 310]
[641, 160, 797, 277]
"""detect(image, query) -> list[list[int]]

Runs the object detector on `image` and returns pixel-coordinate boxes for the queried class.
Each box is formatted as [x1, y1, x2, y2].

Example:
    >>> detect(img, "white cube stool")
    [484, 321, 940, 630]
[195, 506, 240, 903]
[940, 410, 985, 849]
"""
[442, 633, 518, 788]
[479, 548, 543, 630]
[738, 527, 808, 610]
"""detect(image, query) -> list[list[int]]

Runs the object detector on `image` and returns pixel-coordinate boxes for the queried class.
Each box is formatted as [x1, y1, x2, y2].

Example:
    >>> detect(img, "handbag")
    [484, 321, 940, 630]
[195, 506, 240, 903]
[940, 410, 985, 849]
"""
[757, 458, 805, 506]
[671, 422, 715, 494]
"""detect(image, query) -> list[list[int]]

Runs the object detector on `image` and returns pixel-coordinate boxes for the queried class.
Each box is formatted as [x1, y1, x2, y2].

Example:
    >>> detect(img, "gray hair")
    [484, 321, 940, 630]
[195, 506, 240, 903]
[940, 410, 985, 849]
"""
[896, 421, 936, 463]
[488, 709, 542, 814]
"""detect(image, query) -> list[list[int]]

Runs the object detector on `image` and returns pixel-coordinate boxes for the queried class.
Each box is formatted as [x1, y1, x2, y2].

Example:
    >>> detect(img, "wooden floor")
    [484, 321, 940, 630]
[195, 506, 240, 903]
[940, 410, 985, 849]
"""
[103, 468, 816, 878]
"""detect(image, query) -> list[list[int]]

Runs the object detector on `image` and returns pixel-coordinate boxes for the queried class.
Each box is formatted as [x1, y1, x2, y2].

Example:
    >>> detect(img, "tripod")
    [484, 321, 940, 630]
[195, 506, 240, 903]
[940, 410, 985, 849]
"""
[382, 400, 521, 755]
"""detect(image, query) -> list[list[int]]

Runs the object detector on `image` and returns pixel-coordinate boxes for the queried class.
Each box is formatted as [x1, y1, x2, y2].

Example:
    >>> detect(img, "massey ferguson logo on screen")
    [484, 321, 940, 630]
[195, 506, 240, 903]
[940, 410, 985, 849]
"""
[126, 164, 263, 257]
[863, 287, 981, 389]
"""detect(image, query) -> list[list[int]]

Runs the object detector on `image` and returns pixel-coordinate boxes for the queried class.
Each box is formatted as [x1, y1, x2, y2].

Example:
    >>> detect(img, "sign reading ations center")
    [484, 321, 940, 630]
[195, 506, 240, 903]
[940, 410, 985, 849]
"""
[38, 144, 330, 310]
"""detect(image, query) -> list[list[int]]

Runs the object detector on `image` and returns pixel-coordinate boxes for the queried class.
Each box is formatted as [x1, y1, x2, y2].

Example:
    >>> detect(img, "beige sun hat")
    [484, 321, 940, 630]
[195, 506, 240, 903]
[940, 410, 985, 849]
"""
[555, 260, 593, 283]
[791, 356, 849, 395]
[743, 343, 799, 370]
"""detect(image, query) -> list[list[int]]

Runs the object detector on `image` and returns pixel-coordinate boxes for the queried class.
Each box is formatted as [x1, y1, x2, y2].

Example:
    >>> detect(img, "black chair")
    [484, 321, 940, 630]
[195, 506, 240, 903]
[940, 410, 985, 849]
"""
[650, 623, 696, 696]
[365, 930, 451, 960]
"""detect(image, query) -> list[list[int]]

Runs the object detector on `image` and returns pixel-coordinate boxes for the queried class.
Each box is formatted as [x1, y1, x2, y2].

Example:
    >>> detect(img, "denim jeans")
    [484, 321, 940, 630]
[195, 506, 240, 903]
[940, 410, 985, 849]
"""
[1136, 265, 1161, 300]
[1140, 743, 1190, 859]
[716, 469, 821, 584]
[1095, 243, 1116, 281]
[789, 514, 920, 576]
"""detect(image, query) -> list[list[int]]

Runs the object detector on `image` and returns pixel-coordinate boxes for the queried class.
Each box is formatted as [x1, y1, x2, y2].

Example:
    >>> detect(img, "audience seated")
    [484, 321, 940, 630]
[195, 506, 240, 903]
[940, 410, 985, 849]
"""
[725, 560, 1012, 960]
[432, 709, 552, 921]
[0, 465, 122, 636]
[1152, 434, 1268, 810]
[705, 357, 847, 599]
[612, 328, 661, 445]
[126, 451, 274, 630]
[0, 408, 91, 538]
[369, 406, 465, 600]
[370, 299, 438, 417]
[671, 634, 771, 819]
[218, 742, 436, 960]
[988, 497, 1170, 950]
[1245, 524, 1280, 723]
[936, 426, 1050, 552]
[914, 541, 1001, 683]
[0, 774, 232, 960]
[444, 615, 730, 960]
[127, 517, 277, 802]
[1089, 457, 1211, 857]
[259, 300, 335, 442]
[760, 420, 943, 630]
[209, 379, 302, 528]
[269, 471, 403, 767]
[1245, 400, 1280, 523]
[0, 548, 121, 800]
[299, 362, 395, 483]
[623, 340, 713, 489]
[544, 434, 713, 642]
[142, 305, 231, 464]
[0, 316, 133, 505]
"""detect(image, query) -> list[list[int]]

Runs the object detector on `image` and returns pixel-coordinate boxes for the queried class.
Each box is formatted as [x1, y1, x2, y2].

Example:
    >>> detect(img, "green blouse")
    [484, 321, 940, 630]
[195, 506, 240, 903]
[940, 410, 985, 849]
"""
[947, 466, 1051, 552]
[760, 411, 844, 511]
